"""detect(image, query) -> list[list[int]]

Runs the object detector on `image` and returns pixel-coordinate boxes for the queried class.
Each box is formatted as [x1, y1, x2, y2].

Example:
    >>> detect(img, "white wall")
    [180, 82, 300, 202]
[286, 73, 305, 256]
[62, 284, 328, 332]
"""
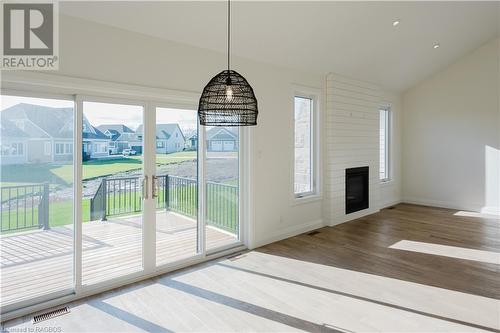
[402, 38, 500, 214]
[324, 74, 402, 226]
[55, 15, 324, 248]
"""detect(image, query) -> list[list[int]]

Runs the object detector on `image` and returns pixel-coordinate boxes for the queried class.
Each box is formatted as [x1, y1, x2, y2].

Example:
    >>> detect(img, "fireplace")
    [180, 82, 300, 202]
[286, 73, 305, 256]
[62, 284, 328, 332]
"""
[345, 166, 369, 214]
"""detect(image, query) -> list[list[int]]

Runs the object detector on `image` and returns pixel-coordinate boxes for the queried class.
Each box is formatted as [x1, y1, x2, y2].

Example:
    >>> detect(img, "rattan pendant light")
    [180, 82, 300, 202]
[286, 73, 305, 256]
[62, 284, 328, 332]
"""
[198, 0, 258, 126]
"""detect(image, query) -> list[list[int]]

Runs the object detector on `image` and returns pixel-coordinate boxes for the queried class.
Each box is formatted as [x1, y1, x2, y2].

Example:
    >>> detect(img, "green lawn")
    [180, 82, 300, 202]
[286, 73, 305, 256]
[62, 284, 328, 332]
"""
[154, 151, 197, 166]
[0, 151, 197, 187]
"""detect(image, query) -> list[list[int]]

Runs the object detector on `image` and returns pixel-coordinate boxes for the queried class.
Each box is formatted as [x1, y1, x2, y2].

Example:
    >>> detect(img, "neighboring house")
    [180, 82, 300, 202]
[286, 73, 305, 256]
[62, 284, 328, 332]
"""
[136, 124, 185, 154]
[1, 103, 110, 163]
[0, 119, 29, 165]
[206, 127, 238, 152]
[82, 118, 110, 160]
[185, 132, 198, 151]
[1, 103, 74, 163]
[97, 124, 135, 154]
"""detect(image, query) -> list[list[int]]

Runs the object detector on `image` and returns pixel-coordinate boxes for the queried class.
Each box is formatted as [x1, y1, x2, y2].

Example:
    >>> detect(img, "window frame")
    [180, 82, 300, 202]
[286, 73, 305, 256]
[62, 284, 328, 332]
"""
[379, 107, 391, 183]
[55, 142, 66, 155]
[292, 89, 320, 202]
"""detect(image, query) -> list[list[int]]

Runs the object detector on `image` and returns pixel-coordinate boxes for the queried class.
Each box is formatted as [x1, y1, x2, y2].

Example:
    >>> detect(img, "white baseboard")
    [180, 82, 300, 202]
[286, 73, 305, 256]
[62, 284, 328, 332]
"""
[402, 197, 481, 212]
[481, 206, 500, 216]
[326, 207, 380, 227]
[253, 219, 324, 248]
[379, 200, 402, 209]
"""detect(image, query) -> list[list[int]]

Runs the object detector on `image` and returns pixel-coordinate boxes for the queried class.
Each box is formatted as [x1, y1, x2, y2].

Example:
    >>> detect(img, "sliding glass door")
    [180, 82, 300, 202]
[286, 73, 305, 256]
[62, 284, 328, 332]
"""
[81, 100, 145, 285]
[154, 107, 199, 266]
[0, 94, 75, 310]
[0, 90, 244, 315]
[205, 126, 240, 251]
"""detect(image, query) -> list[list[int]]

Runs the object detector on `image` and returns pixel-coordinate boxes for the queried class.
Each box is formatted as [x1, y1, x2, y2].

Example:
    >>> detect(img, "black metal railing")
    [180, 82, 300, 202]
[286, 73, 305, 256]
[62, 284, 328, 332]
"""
[89, 175, 238, 234]
[0, 183, 50, 233]
[157, 175, 198, 218]
[90, 177, 142, 221]
[206, 181, 238, 233]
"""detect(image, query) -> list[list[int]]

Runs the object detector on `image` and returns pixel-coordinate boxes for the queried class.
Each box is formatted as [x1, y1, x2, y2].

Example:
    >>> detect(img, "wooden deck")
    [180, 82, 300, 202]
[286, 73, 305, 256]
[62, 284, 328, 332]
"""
[0, 212, 236, 308]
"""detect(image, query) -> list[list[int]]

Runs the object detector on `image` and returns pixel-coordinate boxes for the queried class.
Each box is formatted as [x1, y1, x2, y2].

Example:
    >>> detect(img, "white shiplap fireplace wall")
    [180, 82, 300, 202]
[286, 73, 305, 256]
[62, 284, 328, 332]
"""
[324, 73, 383, 225]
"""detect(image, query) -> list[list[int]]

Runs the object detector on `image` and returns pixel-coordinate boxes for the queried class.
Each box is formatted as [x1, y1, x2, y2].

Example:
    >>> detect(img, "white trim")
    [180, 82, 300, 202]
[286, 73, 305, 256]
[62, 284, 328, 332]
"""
[241, 126, 253, 249]
[327, 208, 380, 227]
[74, 96, 83, 296]
[290, 194, 322, 206]
[379, 106, 391, 182]
[199, 122, 207, 256]
[1, 72, 199, 107]
[143, 101, 155, 274]
[379, 199, 402, 209]
[481, 206, 500, 216]
[402, 197, 483, 213]
[254, 219, 324, 248]
[291, 85, 322, 204]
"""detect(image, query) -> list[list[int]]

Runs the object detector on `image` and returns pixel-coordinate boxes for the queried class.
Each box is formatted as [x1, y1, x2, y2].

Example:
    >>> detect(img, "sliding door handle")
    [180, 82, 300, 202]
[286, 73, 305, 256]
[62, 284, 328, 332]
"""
[142, 175, 148, 199]
[152, 175, 158, 198]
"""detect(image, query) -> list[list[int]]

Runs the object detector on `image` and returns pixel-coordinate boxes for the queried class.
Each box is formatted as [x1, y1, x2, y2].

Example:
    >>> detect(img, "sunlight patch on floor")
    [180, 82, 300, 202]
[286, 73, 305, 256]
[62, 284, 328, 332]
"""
[454, 210, 500, 219]
[389, 240, 500, 265]
[208, 251, 500, 331]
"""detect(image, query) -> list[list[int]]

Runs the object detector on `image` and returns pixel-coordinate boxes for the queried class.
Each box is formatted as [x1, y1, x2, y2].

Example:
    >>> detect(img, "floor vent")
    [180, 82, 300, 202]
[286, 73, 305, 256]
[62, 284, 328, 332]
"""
[33, 307, 70, 324]
[307, 230, 320, 236]
[387, 206, 396, 210]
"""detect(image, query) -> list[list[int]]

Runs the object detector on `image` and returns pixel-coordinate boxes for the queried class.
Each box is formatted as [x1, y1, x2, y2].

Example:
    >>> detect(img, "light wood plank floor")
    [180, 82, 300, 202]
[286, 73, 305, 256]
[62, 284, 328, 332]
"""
[2, 204, 500, 332]
[0, 212, 236, 308]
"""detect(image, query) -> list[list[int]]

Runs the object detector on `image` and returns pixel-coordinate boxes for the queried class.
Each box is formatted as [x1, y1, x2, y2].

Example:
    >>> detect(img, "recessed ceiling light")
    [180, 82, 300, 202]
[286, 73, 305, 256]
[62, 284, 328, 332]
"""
[433, 43, 440, 49]
[392, 20, 400, 27]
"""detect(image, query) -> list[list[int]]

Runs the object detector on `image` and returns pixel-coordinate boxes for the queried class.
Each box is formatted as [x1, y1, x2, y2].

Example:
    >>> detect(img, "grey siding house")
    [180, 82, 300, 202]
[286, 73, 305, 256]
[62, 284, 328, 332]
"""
[206, 127, 238, 152]
[0, 119, 29, 165]
[97, 124, 135, 154]
[82, 118, 110, 160]
[1, 103, 74, 163]
[136, 124, 185, 154]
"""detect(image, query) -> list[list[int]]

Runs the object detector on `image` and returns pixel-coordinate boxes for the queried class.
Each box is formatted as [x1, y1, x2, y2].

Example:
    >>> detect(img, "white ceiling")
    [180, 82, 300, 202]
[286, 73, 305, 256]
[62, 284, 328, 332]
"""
[61, 1, 499, 92]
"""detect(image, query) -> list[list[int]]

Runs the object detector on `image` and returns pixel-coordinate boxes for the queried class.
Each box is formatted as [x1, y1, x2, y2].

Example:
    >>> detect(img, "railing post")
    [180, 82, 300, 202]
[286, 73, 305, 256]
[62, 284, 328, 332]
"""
[101, 179, 107, 221]
[165, 175, 170, 211]
[41, 183, 50, 230]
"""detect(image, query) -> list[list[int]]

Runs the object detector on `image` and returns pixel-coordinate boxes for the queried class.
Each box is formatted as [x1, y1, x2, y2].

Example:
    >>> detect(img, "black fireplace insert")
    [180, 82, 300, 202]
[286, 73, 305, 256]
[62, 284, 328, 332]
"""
[345, 166, 369, 214]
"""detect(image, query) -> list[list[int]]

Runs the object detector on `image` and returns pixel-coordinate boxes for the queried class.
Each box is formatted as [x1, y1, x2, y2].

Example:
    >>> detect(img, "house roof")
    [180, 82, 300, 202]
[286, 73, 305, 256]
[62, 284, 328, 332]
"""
[206, 127, 238, 141]
[1, 103, 108, 141]
[1, 103, 73, 138]
[99, 128, 121, 141]
[136, 123, 185, 141]
[0, 119, 30, 139]
[82, 117, 109, 140]
[97, 124, 135, 135]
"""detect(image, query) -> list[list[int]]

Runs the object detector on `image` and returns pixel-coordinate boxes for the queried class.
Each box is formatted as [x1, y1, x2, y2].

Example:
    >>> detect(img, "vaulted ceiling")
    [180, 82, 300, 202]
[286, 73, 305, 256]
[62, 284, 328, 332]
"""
[61, 1, 499, 92]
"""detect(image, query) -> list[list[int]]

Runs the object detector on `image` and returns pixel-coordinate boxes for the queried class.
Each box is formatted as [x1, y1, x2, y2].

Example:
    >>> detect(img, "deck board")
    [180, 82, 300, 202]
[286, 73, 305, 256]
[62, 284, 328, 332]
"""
[0, 211, 236, 307]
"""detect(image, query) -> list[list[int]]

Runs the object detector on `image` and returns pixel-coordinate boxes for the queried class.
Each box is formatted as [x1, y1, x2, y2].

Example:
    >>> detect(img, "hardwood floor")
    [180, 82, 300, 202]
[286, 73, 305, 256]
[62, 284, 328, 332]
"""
[259, 203, 500, 299]
[2, 204, 499, 332]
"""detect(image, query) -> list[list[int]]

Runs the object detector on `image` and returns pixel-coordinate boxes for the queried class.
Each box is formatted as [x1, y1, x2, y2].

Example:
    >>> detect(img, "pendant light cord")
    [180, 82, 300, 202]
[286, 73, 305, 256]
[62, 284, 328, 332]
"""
[227, 0, 230, 72]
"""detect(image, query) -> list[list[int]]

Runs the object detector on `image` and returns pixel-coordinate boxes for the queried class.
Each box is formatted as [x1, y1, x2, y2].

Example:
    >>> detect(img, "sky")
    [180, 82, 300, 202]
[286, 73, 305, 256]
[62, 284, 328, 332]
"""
[1, 95, 198, 133]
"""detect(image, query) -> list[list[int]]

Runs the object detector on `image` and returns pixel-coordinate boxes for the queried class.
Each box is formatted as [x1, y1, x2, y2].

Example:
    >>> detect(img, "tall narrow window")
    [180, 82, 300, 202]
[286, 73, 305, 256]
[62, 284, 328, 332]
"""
[294, 96, 315, 197]
[379, 108, 390, 181]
